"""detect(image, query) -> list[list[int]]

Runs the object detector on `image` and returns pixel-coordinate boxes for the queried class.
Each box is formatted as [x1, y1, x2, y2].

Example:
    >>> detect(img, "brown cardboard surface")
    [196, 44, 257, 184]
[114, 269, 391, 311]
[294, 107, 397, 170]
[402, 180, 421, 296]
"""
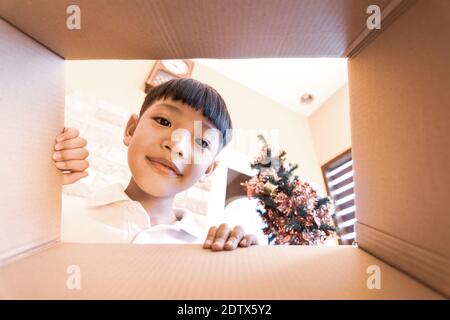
[0, 0, 392, 59]
[349, 0, 450, 296]
[0, 243, 443, 299]
[1, 0, 449, 300]
[0, 18, 64, 263]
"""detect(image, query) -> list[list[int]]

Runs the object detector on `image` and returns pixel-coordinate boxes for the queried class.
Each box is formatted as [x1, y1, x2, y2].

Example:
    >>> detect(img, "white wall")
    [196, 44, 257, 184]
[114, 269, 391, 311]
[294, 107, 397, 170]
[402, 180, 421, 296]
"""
[191, 62, 325, 191]
[65, 60, 151, 114]
[308, 84, 351, 167]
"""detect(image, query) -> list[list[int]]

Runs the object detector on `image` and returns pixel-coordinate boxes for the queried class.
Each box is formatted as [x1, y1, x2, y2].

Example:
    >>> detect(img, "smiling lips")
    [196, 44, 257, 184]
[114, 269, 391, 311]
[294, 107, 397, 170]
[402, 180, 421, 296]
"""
[145, 156, 182, 177]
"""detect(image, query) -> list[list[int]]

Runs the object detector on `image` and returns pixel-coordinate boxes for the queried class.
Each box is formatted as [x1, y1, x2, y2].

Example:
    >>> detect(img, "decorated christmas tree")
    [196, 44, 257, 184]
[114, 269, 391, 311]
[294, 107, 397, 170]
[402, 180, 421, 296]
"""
[241, 135, 338, 245]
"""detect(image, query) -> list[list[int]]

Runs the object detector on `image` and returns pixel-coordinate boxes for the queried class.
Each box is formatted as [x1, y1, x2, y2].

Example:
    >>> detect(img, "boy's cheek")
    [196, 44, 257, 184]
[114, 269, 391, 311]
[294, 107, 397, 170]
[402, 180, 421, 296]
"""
[179, 169, 202, 185]
[184, 164, 208, 180]
[194, 151, 215, 166]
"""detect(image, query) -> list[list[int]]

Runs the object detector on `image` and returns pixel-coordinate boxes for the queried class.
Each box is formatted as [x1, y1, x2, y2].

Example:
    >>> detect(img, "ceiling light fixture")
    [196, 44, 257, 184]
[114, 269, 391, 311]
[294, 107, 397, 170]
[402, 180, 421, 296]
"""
[300, 93, 314, 105]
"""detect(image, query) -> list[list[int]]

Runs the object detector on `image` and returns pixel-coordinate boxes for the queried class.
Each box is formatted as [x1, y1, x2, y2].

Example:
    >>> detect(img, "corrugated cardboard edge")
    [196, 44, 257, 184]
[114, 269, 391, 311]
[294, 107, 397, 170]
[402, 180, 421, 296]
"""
[343, 0, 417, 58]
[0, 240, 60, 267]
[0, 17, 64, 59]
[355, 222, 450, 298]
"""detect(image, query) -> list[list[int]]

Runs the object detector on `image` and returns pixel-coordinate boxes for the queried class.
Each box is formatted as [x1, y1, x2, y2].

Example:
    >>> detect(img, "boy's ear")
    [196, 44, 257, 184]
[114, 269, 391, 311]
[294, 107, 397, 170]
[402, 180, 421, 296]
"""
[123, 114, 139, 146]
[204, 160, 220, 177]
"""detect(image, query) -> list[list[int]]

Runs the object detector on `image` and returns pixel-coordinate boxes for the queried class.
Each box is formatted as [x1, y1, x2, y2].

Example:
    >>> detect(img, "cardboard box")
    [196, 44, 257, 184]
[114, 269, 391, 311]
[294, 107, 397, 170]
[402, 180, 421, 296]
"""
[0, 0, 448, 299]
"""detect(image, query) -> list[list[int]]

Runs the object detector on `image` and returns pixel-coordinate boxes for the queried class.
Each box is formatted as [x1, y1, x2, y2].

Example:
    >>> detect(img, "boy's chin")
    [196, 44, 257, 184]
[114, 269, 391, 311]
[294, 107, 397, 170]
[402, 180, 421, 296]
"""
[134, 175, 184, 198]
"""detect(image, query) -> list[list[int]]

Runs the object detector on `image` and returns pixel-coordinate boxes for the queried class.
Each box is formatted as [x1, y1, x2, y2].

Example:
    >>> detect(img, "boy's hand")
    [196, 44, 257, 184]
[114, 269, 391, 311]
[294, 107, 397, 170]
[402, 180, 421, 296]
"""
[203, 223, 258, 251]
[53, 127, 89, 185]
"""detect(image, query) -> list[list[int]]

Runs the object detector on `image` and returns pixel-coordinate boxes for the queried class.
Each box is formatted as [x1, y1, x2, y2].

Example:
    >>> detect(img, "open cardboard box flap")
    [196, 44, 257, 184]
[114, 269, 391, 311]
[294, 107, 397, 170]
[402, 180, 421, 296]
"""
[0, 244, 442, 299]
[0, 0, 449, 299]
[0, 0, 394, 59]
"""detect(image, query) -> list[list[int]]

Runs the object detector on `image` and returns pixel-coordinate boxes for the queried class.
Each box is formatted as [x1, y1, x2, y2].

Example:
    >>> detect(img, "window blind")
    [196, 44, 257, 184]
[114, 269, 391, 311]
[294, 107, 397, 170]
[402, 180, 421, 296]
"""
[322, 150, 356, 245]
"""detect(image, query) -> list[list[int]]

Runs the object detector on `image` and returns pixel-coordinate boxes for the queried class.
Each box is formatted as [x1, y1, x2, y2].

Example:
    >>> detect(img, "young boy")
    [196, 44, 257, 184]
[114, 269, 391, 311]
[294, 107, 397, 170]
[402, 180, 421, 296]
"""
[54, 79, 259, 251]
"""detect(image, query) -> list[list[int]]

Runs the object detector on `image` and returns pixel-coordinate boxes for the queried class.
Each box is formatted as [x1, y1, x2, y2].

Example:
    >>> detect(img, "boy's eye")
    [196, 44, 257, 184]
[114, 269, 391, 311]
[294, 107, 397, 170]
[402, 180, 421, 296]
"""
[195, 138, 210, 149]
[154, 117, 171, 127]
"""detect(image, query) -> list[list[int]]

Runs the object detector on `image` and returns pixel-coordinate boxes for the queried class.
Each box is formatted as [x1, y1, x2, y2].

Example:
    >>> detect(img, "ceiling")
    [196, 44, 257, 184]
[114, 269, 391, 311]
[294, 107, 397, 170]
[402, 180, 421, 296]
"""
[196, 58, 348, 117]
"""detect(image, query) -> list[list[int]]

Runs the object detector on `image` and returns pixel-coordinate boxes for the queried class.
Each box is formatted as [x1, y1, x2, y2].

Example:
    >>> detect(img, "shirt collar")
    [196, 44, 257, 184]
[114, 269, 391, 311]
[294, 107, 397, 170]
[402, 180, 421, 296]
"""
[86, 183, 205, 238]
[172, 207, 206, 238]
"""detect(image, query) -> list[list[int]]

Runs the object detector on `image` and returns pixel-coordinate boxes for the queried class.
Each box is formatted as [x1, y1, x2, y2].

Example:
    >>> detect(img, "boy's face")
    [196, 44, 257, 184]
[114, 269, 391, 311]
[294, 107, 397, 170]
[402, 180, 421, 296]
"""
[123, 98, 222, 197]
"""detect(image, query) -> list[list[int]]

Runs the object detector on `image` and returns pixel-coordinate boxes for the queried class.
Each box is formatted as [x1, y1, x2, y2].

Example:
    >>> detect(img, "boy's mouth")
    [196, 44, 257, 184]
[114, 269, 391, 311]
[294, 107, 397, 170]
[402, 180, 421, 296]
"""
[145, 156, 183, 177]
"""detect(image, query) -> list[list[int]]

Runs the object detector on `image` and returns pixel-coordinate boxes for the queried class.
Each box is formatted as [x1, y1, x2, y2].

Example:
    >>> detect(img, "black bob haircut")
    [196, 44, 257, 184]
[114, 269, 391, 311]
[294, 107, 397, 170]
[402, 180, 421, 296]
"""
[139, 78, 233, 147]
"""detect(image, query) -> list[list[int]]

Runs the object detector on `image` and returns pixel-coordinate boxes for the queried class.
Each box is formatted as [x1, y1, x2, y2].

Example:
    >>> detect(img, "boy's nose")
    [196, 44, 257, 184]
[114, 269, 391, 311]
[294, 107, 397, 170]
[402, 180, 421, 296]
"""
[163, 144, 183, 158]
[161, 129, 192, 161]
[162, 137, 190, 161]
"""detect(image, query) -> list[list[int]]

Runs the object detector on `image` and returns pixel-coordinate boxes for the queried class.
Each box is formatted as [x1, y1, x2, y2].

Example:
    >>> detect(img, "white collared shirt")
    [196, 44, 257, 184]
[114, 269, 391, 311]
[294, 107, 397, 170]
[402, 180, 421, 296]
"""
[61, 183, 208, 244]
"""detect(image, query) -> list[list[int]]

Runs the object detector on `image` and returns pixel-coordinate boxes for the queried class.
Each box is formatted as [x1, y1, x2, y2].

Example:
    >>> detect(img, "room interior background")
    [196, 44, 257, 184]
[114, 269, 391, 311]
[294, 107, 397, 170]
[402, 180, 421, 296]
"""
[63, 59, 351, 245]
